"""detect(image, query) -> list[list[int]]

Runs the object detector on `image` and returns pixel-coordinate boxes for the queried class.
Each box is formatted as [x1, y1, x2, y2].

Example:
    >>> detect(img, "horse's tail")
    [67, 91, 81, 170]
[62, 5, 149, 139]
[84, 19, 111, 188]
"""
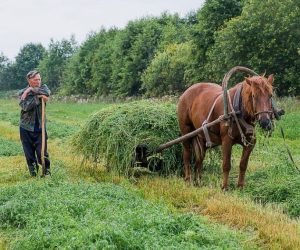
[192, 135, 205, 162]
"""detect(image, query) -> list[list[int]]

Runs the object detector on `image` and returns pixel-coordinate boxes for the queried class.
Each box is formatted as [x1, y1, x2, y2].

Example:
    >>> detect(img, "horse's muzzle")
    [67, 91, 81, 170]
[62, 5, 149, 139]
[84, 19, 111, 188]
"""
[259, 117, 272, 131]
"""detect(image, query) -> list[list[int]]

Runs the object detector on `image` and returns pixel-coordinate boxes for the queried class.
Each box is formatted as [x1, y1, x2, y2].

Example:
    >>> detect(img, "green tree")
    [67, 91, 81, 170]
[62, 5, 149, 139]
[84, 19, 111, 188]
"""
[191, 0, 243, 81]
[110, 13, 193, 97]
[38, 37, 77, 92]
[141, 42, 195, 96]
[0, 53, 10, 90]
[60, 31, 107, 95]
[11, 43, 46, 89]
[110, 17, 163, 97]
[205, 0, 300, 95]
[89, 29, 118, 96]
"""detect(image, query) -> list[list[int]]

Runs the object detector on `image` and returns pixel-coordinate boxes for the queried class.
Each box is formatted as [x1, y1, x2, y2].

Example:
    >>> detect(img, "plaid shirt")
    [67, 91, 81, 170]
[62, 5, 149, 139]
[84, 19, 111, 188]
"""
[19, 84, 51, 132]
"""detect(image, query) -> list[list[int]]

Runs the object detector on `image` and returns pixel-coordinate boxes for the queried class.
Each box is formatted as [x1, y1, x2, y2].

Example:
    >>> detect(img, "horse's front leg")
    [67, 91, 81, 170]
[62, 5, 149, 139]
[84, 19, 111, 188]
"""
[221, 136, 233, 190]
[237, 141, 256, 188]
[183, 140, 192, 184]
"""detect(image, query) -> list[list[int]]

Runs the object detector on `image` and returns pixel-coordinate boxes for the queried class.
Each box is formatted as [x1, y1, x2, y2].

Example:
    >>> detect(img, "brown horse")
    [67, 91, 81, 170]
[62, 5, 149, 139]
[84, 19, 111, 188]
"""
[177, 74, 274, 190]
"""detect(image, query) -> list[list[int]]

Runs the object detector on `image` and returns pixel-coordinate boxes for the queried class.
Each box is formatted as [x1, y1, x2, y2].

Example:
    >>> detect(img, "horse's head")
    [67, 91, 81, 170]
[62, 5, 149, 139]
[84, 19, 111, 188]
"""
[244, 75, 274, 131]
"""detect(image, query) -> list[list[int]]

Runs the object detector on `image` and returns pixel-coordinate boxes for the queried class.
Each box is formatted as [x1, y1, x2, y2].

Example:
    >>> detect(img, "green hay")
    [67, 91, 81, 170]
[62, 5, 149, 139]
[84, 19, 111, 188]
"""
[72, 100, 183, 176]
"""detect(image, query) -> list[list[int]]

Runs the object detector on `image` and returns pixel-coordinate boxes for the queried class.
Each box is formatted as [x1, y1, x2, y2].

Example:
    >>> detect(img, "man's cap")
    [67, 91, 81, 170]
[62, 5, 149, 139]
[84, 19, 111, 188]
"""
[26, 70, 40, 79]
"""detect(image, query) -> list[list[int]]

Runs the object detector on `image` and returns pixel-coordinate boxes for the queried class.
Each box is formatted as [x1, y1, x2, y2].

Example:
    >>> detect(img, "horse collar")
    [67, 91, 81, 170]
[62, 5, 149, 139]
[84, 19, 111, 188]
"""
[233, 84, 243, 115]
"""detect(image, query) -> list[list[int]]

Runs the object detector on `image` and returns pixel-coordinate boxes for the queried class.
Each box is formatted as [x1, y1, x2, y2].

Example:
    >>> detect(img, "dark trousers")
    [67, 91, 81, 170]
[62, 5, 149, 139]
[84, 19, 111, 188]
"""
[20, 128, 50, 175]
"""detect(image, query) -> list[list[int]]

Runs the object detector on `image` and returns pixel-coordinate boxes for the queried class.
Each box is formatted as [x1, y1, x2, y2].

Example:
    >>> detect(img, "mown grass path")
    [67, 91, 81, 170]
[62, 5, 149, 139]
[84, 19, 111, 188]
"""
[0, 96, 299, 249]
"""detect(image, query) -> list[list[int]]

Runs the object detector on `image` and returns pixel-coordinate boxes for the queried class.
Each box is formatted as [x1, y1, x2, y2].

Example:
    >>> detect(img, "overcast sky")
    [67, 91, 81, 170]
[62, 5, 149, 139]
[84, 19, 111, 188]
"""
[0, 0, 204, 60]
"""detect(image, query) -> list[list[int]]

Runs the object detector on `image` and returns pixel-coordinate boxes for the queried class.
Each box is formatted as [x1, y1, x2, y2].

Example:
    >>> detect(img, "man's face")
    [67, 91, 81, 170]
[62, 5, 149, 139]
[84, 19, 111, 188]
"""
[28, 74, 41, 88]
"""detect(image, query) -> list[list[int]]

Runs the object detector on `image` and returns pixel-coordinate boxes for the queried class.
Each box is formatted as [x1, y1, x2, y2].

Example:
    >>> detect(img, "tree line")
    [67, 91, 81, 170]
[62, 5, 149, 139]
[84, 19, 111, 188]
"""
[0, 0, 299, 97]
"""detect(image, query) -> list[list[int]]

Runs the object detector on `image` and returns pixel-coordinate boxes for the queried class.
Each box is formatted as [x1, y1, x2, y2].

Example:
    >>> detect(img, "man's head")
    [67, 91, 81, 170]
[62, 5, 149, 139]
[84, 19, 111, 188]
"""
[26, 70, 41, 88]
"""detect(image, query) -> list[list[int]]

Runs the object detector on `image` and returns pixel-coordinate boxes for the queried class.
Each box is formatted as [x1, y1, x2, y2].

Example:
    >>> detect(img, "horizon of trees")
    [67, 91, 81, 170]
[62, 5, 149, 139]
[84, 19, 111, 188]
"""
[0, 0, 299, 97]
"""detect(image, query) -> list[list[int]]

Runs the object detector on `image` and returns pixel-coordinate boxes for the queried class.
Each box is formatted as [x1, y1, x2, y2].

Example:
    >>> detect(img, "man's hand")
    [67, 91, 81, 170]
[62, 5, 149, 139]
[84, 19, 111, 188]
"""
[38, 95, 49, 102]
[20, 87, 33, 100]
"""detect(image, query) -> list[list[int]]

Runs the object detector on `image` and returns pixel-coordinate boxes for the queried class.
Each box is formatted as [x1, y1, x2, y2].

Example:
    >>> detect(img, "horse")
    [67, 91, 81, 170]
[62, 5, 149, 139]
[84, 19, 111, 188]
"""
[177, 74, 274, 190]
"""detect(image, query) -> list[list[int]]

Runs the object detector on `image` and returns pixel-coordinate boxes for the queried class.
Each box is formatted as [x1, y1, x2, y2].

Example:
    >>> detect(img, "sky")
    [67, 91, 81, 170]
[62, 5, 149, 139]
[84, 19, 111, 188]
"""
[0, 0, 204, 60]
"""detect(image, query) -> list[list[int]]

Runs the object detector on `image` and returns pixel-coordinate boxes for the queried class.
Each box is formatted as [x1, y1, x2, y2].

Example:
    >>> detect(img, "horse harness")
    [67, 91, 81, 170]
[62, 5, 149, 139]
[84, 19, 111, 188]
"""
[202, 84, 272, 148]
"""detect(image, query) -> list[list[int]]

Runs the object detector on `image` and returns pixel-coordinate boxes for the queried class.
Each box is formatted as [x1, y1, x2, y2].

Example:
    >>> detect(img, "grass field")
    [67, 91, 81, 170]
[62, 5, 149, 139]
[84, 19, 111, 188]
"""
[0, 94, 299, 249]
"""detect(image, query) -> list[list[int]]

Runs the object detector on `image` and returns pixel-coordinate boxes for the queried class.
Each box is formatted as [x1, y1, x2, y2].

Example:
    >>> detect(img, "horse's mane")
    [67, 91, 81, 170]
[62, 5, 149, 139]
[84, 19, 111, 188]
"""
[241, 76, 273, 117]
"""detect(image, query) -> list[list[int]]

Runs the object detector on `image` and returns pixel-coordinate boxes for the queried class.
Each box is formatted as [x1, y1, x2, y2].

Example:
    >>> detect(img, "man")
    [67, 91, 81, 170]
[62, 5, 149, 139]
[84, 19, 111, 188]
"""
[19, 70, 51, 177]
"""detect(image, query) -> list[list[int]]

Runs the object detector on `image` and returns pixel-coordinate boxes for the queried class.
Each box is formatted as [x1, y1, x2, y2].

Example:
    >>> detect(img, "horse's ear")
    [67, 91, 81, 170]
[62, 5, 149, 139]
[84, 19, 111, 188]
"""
[268, 74, 274, 85]
[245, 78, 252, 86]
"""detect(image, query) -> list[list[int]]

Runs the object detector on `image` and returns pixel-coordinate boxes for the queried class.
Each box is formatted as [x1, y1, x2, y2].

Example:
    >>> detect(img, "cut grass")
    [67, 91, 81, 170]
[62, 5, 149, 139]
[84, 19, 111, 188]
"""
[0, 175, 254, 250]
[72, 100, 183, 176]
[0, 137, 23, 157]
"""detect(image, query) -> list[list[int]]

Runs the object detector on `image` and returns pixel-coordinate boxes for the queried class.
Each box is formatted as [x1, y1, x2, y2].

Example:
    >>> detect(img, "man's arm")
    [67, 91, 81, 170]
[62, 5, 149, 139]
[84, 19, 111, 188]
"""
[31, 84, 51, 97]
[19, 93, 39, 111]
[19, 84, 51, 111]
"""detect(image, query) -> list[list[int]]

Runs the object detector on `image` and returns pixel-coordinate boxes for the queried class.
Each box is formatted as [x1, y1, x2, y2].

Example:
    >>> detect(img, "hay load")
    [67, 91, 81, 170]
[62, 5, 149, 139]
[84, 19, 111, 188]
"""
[72, 100, 183, 176]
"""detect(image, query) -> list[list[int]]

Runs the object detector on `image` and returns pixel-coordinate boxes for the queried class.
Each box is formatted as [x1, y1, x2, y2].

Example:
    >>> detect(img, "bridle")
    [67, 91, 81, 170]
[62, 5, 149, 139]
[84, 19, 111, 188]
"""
[254, 110, 274, 117]
[249, 86, 274, 120]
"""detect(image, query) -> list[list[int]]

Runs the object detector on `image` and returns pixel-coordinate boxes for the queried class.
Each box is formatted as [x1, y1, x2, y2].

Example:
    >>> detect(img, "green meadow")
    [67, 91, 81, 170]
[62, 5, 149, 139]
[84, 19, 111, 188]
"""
[0, 95, 299, 249]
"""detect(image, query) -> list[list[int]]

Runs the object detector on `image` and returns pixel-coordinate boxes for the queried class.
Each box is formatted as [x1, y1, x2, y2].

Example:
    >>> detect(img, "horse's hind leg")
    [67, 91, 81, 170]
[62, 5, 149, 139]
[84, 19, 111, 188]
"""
[237, 143, 255, 188]
[193, 135, 206, 186]
[183, 140, 192, 183]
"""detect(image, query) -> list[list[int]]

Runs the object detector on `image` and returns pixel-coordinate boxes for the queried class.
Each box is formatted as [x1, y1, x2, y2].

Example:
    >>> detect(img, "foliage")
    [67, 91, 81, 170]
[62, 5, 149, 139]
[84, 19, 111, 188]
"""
[109, 17, 164, 97]
[60, 14, 193, 97]
[38, 37, 77, 92]
[10, 43, 46, 89]
[191, 0, 244, 82]
[89, 29, 118, 96]
[205, 0, 300, 95]
[141, 42, 196, 96]
[0, 53, 11, 90]
[72, 100, 182, 175]
[1, 1, 299, 97]
[61, 29, 117, 96]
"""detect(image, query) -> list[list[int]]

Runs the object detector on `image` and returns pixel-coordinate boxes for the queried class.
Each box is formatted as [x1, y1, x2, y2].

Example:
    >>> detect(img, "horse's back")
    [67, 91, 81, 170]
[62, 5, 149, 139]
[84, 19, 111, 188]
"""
[178, 82, 222, 130]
